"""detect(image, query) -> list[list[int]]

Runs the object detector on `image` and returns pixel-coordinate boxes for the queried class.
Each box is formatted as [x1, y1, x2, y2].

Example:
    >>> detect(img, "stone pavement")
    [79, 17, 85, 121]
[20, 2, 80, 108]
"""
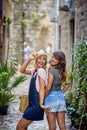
[0, 72, 71, 130]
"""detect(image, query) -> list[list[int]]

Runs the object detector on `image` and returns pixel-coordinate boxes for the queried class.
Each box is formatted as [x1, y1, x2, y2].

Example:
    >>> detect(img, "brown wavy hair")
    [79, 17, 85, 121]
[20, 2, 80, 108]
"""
[52, 51, 66, 82]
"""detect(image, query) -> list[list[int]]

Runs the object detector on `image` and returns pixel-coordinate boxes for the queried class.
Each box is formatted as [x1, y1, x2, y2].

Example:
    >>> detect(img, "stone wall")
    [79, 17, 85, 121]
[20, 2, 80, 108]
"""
[2, 0, 13, 61]
[58, 11, 75, 70]
[58, 0, 87, 70]
[12, 0, 54, 63]
[75, 2, 87, 40]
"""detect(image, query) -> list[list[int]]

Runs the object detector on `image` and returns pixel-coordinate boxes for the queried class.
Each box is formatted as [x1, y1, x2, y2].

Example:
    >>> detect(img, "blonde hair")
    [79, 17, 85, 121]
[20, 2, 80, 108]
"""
[35, 54, 47, 70]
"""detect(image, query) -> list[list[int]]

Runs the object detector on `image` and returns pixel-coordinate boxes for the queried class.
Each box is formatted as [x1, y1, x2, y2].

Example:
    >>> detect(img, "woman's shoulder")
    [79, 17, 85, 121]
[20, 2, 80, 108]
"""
[49, 67, 57, 72]
[37, 68, 47, 75]
[37, 68, 47, 81]
[37, 68, 46, 72]
[49, 68, 58, 76]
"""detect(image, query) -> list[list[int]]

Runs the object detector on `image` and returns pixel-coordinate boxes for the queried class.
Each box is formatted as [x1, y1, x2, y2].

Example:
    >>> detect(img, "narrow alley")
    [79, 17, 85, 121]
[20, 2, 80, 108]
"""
[0, 72, 71, 130]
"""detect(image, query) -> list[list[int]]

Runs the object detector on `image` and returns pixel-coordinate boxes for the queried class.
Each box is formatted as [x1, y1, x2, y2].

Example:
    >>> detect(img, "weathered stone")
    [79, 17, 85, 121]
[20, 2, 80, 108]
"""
[12, 0, 55, 63]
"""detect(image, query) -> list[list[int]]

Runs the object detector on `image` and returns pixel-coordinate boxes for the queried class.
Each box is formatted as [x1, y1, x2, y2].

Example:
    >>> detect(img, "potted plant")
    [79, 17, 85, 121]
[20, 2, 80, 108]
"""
[68, 39, 87, 130]
[0, 60, 26, 115]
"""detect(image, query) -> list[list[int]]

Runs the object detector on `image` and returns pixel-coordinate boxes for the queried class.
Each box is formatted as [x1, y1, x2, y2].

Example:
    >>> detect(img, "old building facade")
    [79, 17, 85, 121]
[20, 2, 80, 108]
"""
[58, 0, 75, 70]
[75, 0, 87, 40]
[1, 0, 55, 63]
[12, 0, 55, 63]
[0, 0, 87, 66]
[0, 0, 13, 61]
[0, 0, 2, 61]
[57, 0, 87, 70]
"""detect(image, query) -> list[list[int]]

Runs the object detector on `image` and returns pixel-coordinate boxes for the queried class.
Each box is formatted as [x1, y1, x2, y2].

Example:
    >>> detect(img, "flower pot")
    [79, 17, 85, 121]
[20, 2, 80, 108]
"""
[0, 106, 8, 115]
[71, 123, 87, 130]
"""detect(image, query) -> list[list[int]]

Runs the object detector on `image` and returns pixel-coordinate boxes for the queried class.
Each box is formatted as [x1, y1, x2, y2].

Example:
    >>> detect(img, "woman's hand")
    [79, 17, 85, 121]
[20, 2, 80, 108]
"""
[40, 104, 50, 111]
[30, 53, 36, 60]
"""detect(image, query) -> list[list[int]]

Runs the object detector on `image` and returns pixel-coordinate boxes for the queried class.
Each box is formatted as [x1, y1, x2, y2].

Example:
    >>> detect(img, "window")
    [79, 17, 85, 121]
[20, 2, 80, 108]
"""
[59, 0, 75, 12]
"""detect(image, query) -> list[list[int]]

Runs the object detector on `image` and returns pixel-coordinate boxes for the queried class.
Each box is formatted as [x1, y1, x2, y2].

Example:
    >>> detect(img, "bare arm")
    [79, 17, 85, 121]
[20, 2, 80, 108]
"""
[62, 74, 70, 93]
[39, 75, 50, 110]
[45, 72, 53, 97]
[20, 56, 35, 75]
[38, 76, 45, 105]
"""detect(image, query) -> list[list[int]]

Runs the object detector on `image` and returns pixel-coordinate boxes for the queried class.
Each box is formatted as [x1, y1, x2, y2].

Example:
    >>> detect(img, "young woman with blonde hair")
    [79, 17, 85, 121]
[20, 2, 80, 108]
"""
[16, 51, 48, 130]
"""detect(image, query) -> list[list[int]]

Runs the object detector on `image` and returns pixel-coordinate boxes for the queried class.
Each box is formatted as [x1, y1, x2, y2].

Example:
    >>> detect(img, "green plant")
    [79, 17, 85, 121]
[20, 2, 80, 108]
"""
[3, 17, 13, 60]
[20, 20, 26, 27]
[0, 61, 26, 107]
[3, 17, 13, 26]
[30, 11, 46, 27]
[30, 12, 38, 27]
[69, 39, 87, 128]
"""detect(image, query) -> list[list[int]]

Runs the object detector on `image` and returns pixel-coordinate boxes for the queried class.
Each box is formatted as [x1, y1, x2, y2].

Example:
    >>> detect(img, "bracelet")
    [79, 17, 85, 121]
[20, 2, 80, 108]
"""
[65, 82, 70, 85]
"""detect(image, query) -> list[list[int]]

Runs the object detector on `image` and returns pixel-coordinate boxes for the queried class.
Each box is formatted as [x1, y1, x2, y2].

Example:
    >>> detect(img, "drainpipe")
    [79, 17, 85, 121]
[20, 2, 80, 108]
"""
[54, 0, 58, 51]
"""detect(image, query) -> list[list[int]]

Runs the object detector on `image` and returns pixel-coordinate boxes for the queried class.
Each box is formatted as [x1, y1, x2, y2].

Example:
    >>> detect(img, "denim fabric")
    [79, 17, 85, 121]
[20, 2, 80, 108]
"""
[44, 90, 66, 112]
[23, 73, 44, 120]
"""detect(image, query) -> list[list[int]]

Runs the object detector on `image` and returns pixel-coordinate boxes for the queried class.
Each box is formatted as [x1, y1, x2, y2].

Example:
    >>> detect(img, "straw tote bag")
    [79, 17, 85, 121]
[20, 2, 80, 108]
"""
[19, 95, 29, 113]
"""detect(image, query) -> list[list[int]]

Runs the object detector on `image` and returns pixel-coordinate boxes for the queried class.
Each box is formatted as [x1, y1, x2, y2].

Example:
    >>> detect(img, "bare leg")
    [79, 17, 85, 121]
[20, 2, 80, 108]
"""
[56, 111, 66, 130]
[16, 117, 33, 130]
[46, 112, 56, 130]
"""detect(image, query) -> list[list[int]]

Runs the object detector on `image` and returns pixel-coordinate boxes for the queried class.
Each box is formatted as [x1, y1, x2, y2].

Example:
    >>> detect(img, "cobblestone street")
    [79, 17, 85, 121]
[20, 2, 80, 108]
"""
[0, 72, 71, 130]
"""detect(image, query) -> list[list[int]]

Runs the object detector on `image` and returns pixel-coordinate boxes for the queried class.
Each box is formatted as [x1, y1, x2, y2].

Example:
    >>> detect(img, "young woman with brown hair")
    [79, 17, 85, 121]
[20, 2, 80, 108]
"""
[40, 51, 70, 130]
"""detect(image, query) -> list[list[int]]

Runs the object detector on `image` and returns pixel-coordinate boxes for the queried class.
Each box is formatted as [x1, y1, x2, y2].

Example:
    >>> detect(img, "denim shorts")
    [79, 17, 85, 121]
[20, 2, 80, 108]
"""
[44, 90, 66, 112]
